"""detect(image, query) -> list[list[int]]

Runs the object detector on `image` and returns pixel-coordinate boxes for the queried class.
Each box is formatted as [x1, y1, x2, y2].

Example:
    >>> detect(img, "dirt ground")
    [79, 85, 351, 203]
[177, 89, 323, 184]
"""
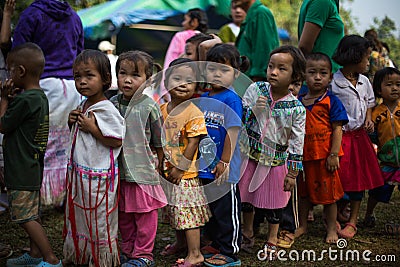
[0, 191, 399, 267]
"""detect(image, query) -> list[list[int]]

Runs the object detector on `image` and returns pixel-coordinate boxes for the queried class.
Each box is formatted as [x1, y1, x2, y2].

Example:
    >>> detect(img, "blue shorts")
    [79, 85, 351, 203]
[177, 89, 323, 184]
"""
[368, 184, 396, 203]
[343, 191, 364, 201]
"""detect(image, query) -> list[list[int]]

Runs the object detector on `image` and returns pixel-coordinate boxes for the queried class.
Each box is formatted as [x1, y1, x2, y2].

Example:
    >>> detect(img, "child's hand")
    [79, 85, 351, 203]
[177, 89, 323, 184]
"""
[167, 166, 184, 185]
[3, 0, 15, 16]
[284, 170, 298, 191]
[253, 96, 267, 114]
[364, 119, 374, 133]
[326, 154, 340, 172]
[68, 109, 81, 128]
[77, 111, 97, 133]
[212, 161, 229, 186]
[0, 79, 20, 100]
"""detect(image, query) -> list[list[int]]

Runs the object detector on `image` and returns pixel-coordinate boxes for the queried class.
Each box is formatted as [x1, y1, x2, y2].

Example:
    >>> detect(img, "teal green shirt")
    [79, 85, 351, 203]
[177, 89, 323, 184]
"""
[1, 89, 49, 190]
[298, 0, 344, 73]
[236, 0, 279, 78]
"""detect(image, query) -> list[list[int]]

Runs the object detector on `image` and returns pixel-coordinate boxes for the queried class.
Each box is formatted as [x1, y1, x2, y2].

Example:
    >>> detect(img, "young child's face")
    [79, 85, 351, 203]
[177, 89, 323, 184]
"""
[117, 59, 147, 100]
[206, 61, 236, 90]
[267, 53, 294, 92]
[380, 73, 400, 103]
[73, 60, 105, 99]
[168, 65, 196, 100]
[231, 4, 246, 24]
[183, 42, 197, 61]
[288, 81, 302, 96]
[355, 47, 372, 74]
[305, 59, 332, 93]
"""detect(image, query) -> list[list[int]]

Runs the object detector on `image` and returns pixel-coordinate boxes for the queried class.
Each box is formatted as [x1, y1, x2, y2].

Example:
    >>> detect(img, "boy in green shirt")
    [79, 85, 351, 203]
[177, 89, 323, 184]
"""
[0, 42, 61, 267]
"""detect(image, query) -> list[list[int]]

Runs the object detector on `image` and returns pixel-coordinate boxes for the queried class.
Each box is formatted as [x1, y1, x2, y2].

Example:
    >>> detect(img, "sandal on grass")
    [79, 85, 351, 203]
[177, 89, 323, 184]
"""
[384, 222, 400, 236]
[338, 222, 357, 239]
[122, 257, 155, 267]
[0, 243, 13, 259]
[257, 242, 278, 261]
[204, 254, 241, 267]
[277, 230, 295, 249]
[173, 258, 202, 267]
[200, 245, 220, 259]
[240, 233, 255, 253]
[160, 243, 187, 256]
[6, 252, 42, 266]
[35, 260, 63, 267]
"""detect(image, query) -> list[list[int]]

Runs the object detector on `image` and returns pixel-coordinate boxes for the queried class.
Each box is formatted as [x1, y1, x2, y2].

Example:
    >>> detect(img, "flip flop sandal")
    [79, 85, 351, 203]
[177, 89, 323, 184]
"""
[122, 258, 155, 267]
[173, 258, 203, 267]
[277, 230, 295, 249]
[160, 243, 187, 256]
[200, 245, 220, 259]
[338, 222, 357, 239]
[204, 254, 241, 267]
[0, 243, 13, 259]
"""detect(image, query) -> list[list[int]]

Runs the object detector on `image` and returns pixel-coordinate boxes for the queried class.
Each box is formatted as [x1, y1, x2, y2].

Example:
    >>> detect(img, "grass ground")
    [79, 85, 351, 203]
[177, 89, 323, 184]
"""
[0, 190, 399, 267]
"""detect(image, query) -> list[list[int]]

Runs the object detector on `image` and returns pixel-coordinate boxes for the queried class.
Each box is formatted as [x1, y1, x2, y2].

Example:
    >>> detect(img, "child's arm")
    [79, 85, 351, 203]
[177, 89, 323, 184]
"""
[212, 126, 240, 185]
[155, 146, 165, 178]
[326, 122, 343, 172]
[168, 136, 200, 185]
[78, 111, 122, 148]
[364, 107, 374, 133]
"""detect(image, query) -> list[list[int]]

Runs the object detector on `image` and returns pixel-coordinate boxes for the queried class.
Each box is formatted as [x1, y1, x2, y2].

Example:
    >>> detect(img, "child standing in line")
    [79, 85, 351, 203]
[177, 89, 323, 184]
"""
[1, 43, 61, 267]
[363, 67, 400, 228]
[239, 46, 306, 259]
[296, 52, 348, 244]
[63, 50, 125, 267]
[198, 44, 249, 267]
[330, 35, 384, 239]
[109, 51, 166, 267]
[160, 58, 210, 267]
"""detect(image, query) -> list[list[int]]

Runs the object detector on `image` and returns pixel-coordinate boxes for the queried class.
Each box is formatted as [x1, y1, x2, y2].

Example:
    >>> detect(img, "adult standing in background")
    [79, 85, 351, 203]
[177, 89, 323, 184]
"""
[235, 0, 279, 82]
[298, 0, 344, 73]
[218, 2, 246, 45]
[98, 40, 118, 90]
[12, 0, 84, 208]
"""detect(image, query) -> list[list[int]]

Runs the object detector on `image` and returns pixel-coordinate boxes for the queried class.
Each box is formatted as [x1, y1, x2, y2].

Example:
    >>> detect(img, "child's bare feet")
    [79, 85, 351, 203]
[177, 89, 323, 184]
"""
[295, 227, 307, 238]
[325, 229, 338, 244]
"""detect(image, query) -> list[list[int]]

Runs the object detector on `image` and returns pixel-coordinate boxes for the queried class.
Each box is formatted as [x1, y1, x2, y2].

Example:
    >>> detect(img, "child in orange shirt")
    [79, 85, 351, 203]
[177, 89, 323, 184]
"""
[296, 53, 348, 244]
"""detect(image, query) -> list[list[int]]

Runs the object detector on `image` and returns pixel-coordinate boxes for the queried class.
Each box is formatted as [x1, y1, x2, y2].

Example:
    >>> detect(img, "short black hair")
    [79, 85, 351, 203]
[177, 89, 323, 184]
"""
[333, 35, 373, 66]
[187, 8, 208, 33]
[206, 43, 250, 72]
[73, 49, 111, 91]
[8, 42, 45, 79]
[164, 58, 199, 88]
[270, 45, 306, 82]
[373, 67, 400, 97]
[306, 52, 332, 72]
[116, 50, 160, 79]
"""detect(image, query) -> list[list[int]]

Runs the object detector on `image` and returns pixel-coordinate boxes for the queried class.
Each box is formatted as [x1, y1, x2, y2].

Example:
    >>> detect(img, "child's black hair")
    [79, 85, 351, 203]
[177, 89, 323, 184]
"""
[164, 58, 198, 88]
[187, 8, 208, 33]
[186, 33, 213, 60]
[306, 52, 332, 72]
[206, 43, 250, 73]
[73, 49, 111, 91]
[270, 45, 306, 82]
[8, 42, 45, 79]
[116, 50, 162, 80]
[332, 35, 373, 66]
[373, 67, 400, 97]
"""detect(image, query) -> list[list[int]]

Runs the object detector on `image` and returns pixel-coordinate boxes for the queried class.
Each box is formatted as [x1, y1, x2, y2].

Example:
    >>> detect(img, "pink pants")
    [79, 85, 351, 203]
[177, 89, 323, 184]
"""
[118, 209, 158, 260]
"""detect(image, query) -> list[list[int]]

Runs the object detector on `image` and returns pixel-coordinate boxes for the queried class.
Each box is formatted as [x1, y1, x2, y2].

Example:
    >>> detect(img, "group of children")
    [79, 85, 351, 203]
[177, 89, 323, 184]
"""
[1, 32, 399, 267]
